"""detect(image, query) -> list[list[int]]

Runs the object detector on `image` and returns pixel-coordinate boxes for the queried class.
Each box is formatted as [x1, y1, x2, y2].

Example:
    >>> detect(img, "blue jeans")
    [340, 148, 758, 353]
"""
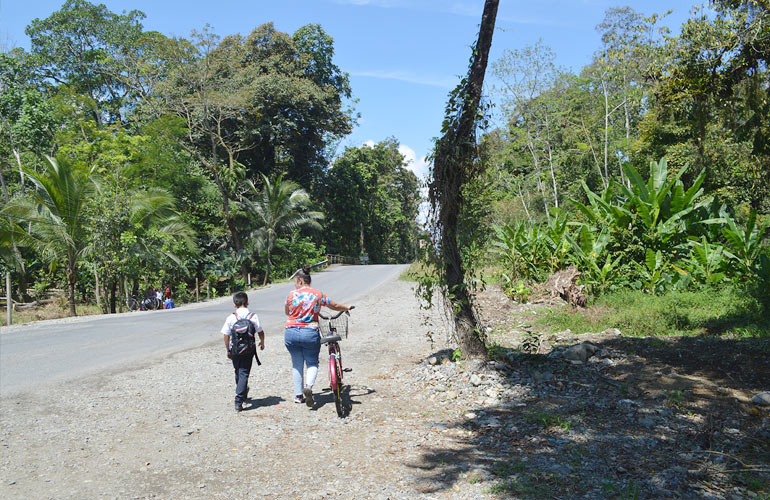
[284, 326, 321, 395]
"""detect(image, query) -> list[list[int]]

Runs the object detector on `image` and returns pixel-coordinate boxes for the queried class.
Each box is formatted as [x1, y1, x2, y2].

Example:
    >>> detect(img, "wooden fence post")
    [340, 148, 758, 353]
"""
[195, 277, 199, 302]
[5, 271, 11, 326]
[93, 265, 101, 309]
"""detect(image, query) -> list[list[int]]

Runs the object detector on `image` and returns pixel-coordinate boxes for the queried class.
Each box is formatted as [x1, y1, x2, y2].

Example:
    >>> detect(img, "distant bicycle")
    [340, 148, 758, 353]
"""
[126, 295, 161, 312]
[319, 307, 354, 417]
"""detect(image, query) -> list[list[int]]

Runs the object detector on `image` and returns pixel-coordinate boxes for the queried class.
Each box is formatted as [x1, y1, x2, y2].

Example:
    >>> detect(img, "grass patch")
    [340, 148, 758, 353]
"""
[525, 410, 573, 431]
[3, 302, 104, 326]
[537, 286, 770, 337]
[484, 470, 557, 498]
[494, 458, 527, 477]
[399, 261, 430, 282]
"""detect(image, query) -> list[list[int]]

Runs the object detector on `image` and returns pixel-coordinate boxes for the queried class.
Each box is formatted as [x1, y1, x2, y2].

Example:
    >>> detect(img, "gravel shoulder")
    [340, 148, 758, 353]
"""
[0, 277, 487, 500]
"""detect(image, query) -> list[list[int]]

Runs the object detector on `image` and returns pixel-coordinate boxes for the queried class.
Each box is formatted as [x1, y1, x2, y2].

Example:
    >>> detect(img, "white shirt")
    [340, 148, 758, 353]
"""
[220, 307, 264, 336]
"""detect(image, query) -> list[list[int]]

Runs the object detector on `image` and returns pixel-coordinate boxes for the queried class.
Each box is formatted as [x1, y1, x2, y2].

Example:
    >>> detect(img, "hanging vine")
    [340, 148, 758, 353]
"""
[420, 0, 499, 358]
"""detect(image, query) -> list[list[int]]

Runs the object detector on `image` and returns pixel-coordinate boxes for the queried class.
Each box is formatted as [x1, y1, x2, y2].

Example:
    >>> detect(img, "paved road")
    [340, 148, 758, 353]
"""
[0, 264, 407, 396]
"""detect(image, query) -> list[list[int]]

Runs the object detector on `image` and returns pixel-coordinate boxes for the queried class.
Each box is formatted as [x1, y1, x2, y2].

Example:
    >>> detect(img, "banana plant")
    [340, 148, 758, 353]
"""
[566, 225, 621, 294]
[616, 158, 711, 246]
[683, 236, 726, 285]
[542, 208, 572, 272]
[634, 248, 667, 295]
[571, 181, 631, 230]
[492, 222, 539, 280]
[720, 210, 768, 273]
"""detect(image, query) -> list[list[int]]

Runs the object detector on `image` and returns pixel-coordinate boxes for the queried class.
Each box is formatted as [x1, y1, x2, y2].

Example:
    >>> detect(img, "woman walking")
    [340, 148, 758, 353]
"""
[284, 265, 352, 407]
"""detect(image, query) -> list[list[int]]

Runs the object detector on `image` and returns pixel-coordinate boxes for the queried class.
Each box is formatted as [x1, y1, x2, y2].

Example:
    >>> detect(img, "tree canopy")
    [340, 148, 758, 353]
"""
[1, 1, 420, 318]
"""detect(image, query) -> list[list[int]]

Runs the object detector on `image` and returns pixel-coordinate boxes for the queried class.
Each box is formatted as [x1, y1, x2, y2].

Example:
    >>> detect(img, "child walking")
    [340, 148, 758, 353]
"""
[221, 291, 265, 412]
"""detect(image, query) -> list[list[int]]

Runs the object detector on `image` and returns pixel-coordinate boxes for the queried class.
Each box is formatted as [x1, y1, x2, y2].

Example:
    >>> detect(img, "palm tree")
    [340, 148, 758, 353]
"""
[244, 173, 323, 285]
[126, 187, 196, 269]
[4, 155, 97, 316]
[0, 217, 28, 325]
[90, 186, 197, 313]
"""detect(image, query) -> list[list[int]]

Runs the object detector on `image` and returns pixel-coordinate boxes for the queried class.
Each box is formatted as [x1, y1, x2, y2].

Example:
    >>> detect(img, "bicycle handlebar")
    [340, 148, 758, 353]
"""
[319, 305, 354, 320]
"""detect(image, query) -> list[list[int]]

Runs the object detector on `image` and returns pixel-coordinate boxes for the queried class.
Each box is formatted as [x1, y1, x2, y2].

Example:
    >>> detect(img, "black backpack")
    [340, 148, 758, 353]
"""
[230, 312, 257, 358]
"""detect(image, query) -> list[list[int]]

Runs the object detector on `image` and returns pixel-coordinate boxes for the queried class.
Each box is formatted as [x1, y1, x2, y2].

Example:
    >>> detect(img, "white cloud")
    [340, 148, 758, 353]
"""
[416, 185, 431, 228]
[350, 70, 456, 89]
[362, 139, 376, 147]
[398, 144, 430, 180]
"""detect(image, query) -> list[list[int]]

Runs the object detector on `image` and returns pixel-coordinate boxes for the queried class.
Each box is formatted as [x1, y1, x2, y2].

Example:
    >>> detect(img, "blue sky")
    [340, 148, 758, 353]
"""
[1, 0, 698, 180]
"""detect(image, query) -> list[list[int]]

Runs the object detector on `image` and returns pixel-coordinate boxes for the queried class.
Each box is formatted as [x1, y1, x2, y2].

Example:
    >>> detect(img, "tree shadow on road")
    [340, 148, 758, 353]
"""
[410, 336, 770, 498]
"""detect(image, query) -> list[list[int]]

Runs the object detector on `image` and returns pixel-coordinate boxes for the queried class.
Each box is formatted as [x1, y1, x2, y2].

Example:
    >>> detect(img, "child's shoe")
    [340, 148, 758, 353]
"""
[294, 395, 305, 404]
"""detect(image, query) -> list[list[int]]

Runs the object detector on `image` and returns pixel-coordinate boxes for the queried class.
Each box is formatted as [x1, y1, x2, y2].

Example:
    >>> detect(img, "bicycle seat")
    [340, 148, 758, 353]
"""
[320, 335, 342, 344]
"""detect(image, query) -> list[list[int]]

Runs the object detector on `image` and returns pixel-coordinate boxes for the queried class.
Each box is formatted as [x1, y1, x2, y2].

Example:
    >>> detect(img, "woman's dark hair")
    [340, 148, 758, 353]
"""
[296, 265, 311, 284]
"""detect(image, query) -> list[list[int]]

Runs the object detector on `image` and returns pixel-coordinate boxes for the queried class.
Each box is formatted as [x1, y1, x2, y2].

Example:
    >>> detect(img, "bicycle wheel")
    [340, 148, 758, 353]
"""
[126, 297, 139, 312]
[333, 357, 345, 418]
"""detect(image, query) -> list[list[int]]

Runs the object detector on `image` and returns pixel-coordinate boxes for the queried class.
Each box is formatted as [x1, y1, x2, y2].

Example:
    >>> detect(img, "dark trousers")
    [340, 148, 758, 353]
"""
[232, 354, 254, 404]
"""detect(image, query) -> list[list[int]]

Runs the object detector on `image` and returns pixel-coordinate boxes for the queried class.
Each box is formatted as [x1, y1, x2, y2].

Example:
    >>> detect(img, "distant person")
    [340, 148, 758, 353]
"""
[144, 287, 154, 309]
[164, 286, 171, 300]
[284, 265, 351, 407]
[163, 297, 175, 309]
[221, 291, 265, 412]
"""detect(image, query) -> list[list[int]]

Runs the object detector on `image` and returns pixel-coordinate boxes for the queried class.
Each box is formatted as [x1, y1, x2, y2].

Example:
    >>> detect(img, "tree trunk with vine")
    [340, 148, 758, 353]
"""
[429, 0, 499, 358]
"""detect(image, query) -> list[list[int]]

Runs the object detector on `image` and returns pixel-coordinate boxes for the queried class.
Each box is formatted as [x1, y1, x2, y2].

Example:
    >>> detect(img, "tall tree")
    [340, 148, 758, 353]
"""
[324, 139, 420, 263]
[428, 0, 499, 358]
[493, 41, 562, 212]
[0, 50, 58, 194]
[25, 0, 145, 124]
[148, 23, 353, 268]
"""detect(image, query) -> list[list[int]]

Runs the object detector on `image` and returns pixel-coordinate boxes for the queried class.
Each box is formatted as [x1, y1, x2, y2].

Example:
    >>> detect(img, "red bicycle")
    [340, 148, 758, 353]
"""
[319, 307, 354, 417]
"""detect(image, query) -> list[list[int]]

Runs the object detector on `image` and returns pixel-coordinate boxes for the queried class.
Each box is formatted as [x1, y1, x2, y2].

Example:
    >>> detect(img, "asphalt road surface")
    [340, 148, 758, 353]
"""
[0, 264, 407, 396]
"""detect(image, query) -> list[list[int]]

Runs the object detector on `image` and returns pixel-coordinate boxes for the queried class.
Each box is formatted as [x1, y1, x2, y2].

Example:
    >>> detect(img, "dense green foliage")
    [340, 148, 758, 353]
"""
[485, 1, 769, 223]
[1, 0, 421, 316]
[324, 139, 421, 263]
[467, 1, 769, 334]
[492, 158, 769, 306]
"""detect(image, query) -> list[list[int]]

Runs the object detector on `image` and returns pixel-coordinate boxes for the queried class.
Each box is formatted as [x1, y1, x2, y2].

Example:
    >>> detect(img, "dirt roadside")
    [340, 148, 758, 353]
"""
[0, 277, 487, 500]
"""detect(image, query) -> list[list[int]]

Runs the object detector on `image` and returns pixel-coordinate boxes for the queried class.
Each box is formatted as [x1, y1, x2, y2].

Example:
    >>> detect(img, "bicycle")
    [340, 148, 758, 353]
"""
[319, 306, 354, 418]
[125, 295, 161, 312]
[126, 295, 143, 312]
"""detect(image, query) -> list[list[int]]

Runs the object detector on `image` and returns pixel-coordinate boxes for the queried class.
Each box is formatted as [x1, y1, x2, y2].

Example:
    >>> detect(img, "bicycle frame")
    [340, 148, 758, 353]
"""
[327, 341, 343, 391]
